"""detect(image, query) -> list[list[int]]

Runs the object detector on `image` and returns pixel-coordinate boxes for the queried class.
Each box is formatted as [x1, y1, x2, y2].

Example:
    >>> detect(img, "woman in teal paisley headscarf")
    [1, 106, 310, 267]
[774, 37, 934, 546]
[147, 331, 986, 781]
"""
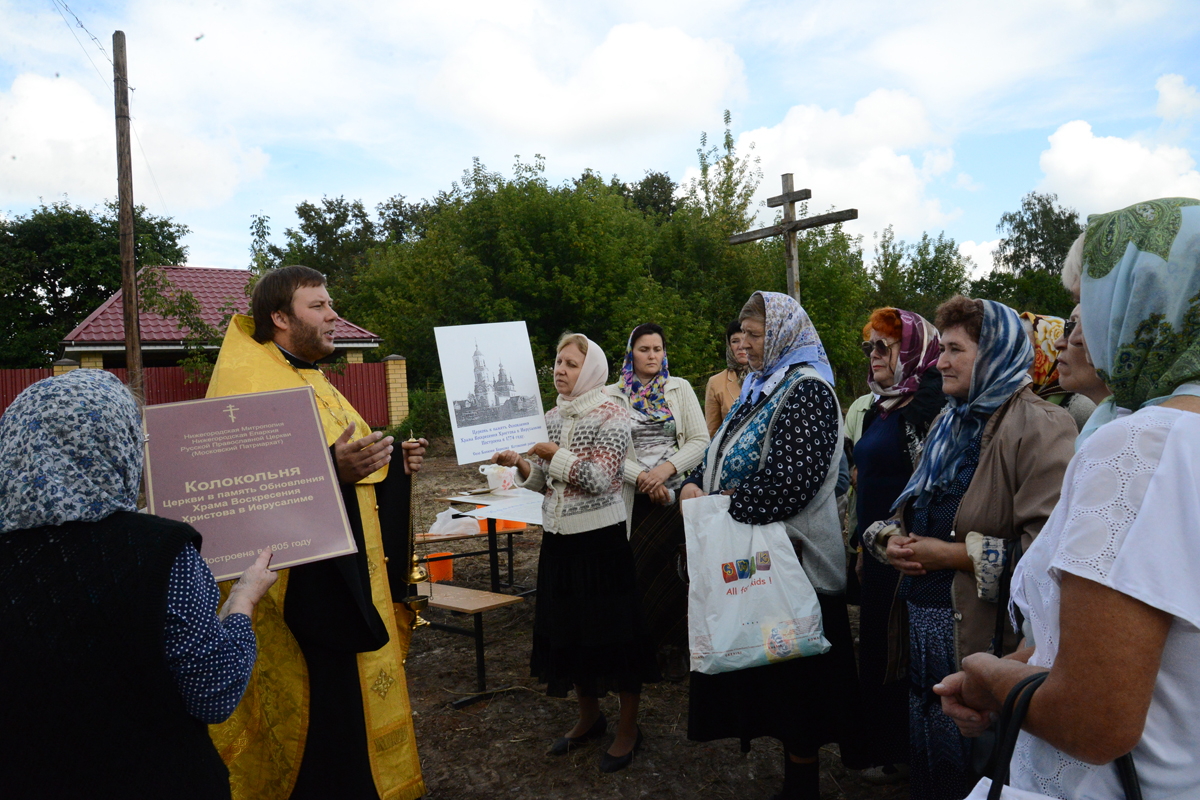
[1081, 196, 1200, 417]
[934, 201, 1200, 798]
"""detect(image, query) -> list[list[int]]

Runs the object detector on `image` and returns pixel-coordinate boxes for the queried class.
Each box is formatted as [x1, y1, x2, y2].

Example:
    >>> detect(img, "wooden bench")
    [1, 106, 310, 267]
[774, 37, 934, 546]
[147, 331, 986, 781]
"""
[417, 583, 523, 709]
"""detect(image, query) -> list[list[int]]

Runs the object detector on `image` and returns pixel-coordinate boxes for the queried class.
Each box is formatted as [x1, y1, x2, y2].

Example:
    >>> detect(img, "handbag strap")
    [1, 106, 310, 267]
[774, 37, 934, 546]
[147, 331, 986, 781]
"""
[988, 672, 1143, 800]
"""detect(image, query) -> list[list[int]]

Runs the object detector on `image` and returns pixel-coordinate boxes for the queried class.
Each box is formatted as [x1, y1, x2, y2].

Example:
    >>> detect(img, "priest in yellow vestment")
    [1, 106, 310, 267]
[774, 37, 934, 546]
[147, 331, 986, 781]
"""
[206, 266, 425, 800]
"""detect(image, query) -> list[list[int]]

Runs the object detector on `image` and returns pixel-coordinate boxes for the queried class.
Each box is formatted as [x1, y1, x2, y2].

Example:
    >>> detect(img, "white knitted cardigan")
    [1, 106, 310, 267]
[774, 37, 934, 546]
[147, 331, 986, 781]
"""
[516, 386, 634, 535]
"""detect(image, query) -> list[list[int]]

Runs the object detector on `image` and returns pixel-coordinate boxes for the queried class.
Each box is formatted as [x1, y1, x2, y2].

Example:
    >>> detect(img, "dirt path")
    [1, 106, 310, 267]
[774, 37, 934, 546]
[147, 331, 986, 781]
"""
[405, 446, 910, 799]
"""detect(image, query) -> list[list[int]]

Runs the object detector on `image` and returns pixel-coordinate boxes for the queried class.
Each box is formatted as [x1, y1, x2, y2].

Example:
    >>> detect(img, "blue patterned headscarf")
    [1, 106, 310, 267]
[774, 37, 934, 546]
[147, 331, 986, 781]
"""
[0, 370, 143, 533]
[617, 326, 673, 422]
[894, 299, 1033, 510]
[739, 291, 835, 405]
[1080, 197, 1200, 412]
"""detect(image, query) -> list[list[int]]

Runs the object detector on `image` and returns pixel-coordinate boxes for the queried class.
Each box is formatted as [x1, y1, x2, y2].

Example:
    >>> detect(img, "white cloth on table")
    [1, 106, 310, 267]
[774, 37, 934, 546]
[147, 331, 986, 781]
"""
[1010, 406, 1200, 799]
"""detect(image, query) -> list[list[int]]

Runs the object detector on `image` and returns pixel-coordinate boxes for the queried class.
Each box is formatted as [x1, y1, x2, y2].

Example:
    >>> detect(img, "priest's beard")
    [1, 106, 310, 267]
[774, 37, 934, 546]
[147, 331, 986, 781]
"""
[287, 315, 336, 363]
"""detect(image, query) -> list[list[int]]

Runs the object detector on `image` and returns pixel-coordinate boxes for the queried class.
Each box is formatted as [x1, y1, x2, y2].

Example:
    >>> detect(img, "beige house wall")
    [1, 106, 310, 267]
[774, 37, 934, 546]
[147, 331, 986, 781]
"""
[384, 355, 409, 427]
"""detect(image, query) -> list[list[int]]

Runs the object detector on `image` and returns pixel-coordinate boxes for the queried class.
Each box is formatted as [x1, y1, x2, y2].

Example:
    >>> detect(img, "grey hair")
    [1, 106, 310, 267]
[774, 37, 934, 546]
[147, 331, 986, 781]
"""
[1061, 232, 1086, 300]
[738, 292, 766, 323]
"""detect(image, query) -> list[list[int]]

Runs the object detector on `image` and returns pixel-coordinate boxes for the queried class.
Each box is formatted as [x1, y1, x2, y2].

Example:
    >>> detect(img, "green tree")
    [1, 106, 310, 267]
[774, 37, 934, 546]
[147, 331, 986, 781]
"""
[971, 191, 1080, 317]
[685, 110, 762, 236]
[862, 226, 970, 323]
[993, 191, 1083, 275]
[0, 200, 188, 367]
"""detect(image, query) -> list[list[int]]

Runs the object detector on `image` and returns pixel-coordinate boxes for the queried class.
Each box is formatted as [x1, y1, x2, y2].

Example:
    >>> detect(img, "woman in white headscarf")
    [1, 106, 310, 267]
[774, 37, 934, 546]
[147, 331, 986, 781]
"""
[491, 332, 660, 773]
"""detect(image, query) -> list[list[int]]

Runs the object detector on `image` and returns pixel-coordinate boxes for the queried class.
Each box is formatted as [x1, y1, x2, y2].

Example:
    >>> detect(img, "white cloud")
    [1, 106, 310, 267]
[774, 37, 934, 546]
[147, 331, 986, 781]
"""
[425, 23, 744, 146]
[954, 172, 981, 191]
[958, 239, 998, 279]
[0, 73, 267, 211]
[736, 89, 957, 239]
[1156, 74, 1200, 121]
[1038, 120, 1200, 213]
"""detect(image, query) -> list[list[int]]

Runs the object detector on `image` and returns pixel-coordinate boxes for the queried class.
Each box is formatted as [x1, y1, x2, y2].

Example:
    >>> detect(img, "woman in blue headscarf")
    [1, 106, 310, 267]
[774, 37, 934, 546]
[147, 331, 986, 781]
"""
[0, 369, 276, 799]
[861, 296, 1076, 800]
[680, 291, 864, 800]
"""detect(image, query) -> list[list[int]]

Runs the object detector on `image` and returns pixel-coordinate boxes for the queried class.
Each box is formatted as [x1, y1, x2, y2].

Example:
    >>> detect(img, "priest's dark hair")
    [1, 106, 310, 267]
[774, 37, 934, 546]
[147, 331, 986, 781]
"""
[250, 265, 327, 343]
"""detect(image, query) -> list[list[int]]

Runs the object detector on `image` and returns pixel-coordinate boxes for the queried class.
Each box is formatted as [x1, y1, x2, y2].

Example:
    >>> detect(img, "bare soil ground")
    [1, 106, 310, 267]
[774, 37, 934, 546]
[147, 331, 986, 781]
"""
[405, 442, 910, 800]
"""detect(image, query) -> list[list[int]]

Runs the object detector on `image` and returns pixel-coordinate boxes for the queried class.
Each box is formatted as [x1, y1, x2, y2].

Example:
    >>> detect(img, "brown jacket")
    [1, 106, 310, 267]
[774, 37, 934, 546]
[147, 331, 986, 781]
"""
[704, 369, 742, 437]
[888, 384, 1077, 677]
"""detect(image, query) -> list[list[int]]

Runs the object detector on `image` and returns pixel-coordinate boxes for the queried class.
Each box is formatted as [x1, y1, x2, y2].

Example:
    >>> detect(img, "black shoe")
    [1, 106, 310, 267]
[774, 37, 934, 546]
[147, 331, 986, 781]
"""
[547, 714, 607, 756]
[598, 726, 642, 773]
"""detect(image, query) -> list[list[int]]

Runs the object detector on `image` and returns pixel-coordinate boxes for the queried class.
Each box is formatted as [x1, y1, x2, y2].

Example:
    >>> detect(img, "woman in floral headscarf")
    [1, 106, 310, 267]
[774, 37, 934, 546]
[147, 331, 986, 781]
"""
[1019, 311, 1096, 432]
[680, 291, 864, 800]
[938, 198, 1200, 800]
[862, 297, 1076, 800]
[0, 369, 275, 799]
[851, 307, 946, 784]
[605, 323, 709, 679]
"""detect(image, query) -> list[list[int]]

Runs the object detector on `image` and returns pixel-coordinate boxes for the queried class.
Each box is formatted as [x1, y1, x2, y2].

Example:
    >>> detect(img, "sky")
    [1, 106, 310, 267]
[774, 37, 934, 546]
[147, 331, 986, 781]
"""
[3, 0, 1200, 278]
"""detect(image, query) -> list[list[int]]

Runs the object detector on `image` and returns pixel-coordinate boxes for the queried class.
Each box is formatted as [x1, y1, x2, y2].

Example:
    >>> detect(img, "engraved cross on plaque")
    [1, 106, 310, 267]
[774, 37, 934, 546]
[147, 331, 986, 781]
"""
[224, 404, 239, 423]
[728, 174, 859, 304]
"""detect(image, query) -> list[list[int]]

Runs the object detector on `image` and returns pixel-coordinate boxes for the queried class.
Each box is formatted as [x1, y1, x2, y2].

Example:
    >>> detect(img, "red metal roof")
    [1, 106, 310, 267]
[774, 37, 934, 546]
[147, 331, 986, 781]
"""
[62, 266, 380, 344]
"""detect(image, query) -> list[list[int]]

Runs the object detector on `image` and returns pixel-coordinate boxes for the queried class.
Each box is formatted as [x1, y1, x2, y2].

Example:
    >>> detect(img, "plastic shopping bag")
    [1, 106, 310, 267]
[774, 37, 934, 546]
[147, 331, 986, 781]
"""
[683, 493, 830, 675]
[428, 508, 481, 538]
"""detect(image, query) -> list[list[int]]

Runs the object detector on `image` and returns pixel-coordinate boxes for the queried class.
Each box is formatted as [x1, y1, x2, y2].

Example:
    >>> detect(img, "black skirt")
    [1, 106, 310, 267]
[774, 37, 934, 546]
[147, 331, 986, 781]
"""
[530, 522, 663, 697]
[688, 591, 867, 766]
[629, 495, 688, 651]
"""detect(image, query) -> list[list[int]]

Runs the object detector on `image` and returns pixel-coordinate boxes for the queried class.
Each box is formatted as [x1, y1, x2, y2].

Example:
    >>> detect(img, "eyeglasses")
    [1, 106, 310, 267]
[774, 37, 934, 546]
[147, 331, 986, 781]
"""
[1063, 320, 1078, 340]
[860, 338, 898, 357]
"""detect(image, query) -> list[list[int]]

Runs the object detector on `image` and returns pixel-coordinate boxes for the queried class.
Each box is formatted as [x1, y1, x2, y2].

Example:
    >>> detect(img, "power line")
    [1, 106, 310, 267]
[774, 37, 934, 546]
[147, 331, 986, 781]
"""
[46, 0, 171, 217]
[48, 0, 110, 95]
[51, 0, 113, 66]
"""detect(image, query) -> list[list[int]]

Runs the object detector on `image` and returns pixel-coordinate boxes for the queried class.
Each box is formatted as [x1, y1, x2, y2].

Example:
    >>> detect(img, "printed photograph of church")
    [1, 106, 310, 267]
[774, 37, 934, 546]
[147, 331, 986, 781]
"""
[451, 342, 540, 428]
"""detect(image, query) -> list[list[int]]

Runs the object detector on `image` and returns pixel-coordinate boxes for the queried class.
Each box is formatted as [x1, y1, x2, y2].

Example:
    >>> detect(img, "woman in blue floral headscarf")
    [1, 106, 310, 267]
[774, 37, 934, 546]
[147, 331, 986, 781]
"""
[0, 369, 275, 799]
[680, 291, 864, 800]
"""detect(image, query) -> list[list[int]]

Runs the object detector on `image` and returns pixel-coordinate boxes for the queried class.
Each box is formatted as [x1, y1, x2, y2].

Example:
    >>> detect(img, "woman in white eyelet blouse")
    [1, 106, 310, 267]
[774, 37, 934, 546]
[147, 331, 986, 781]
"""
[934, 197, 1200, 800]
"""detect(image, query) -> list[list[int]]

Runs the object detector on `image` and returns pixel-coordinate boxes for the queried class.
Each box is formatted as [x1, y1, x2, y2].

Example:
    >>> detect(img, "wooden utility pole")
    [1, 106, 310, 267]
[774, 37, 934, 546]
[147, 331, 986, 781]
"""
[729, 174, 858, 304]
[112, 30, 143, 400]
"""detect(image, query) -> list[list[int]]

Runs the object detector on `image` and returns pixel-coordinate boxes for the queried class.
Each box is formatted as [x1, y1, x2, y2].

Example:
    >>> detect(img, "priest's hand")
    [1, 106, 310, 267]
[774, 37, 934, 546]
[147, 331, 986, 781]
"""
[401, 437, 428, 475]
[334, 424, 393, 484]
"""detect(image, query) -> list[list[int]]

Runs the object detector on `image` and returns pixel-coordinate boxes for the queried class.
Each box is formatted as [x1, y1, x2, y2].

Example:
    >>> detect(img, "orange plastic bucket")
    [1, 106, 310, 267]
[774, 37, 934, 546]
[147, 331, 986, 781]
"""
[427, 552, 453, 583]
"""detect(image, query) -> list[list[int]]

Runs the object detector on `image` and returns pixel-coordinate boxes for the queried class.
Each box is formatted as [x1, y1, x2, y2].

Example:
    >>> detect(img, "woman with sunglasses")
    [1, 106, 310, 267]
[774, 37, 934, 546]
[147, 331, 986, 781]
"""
[850, 308, 946, 785]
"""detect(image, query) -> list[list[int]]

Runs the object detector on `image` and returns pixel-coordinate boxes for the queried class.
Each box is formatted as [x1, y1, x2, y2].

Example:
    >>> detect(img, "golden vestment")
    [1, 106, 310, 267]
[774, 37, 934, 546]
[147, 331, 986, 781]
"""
[206, 315, 424, 800]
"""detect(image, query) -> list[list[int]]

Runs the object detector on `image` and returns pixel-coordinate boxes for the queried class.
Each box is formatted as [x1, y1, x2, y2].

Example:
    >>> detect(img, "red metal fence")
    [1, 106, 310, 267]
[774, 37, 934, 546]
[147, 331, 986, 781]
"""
[1, 368, 54, 411]
[0, 363, 389, 427]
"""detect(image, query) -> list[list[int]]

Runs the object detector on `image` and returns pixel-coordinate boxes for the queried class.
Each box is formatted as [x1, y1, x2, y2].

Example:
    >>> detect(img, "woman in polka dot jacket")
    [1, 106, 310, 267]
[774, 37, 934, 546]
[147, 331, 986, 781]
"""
[0, 369, 277, 799]
[681, 291, 865, 800]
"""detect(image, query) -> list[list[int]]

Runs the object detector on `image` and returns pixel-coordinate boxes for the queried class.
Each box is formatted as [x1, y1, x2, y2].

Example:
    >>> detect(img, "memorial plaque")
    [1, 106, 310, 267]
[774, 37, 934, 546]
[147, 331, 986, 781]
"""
[143, 386, 356, 581]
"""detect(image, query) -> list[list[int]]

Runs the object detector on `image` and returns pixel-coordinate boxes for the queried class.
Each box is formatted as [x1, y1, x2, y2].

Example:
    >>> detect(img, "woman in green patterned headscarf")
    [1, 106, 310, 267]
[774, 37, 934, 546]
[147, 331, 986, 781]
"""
[933, 200, 1200, 798]
[1076, 197, 1200, 442]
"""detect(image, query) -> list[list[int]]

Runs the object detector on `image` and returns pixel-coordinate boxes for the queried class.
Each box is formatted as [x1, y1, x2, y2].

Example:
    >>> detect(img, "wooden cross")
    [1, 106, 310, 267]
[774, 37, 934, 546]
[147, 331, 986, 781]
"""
[728, 174, 858, 303]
